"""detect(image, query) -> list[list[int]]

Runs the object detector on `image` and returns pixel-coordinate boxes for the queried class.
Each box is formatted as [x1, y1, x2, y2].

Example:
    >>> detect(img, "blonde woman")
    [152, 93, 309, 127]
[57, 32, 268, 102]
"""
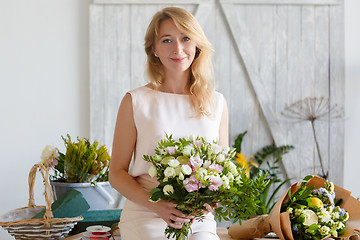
[109, 7, 228, 240]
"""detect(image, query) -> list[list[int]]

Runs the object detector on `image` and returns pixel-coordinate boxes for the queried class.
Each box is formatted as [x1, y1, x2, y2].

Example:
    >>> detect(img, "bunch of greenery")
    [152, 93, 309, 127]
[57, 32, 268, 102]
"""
[233, 131, 294, 215]
[43, 134, 110, 183]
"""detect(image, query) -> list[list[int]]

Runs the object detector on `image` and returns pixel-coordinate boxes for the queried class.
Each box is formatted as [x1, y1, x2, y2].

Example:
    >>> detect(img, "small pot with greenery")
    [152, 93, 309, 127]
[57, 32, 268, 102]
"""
[40, 134, 114, 210]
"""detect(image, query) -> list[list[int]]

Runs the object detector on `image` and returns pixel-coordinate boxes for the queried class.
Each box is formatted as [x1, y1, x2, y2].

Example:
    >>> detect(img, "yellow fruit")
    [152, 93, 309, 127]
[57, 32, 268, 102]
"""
[309, 197, 323, 208]
[176, 156, 190, 164]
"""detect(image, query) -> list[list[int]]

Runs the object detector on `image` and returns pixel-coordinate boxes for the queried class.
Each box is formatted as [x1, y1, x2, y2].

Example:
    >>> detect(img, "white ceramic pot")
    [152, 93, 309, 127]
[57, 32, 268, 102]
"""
[50, 181, 118, 210]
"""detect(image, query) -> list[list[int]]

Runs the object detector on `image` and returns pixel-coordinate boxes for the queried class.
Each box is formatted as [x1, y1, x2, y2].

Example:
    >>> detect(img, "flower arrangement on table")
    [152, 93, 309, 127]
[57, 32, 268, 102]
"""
[281, 175, 349, 239]
[229, 175, 360, 240]
[144, 134, 268, 240]
[40, 134, 111, 183]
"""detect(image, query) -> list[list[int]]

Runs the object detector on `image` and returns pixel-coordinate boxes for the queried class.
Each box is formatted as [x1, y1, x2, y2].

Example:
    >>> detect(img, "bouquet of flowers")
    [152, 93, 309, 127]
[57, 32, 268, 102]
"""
[143, 134, 267, 240]
[40, 134, 110, 183]
[281, 175, 349, 239]
[228, 175, 360, 240]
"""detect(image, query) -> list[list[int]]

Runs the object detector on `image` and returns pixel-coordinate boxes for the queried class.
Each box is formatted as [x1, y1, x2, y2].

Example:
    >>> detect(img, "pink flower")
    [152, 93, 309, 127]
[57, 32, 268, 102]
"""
[183, 175, 201, 192]
[190, 155, 203, 168]
[208, 175, 222, 191]
[208, 164, 224, 173]
[165, 146, 178, 155]
[193, 140, 202, 148]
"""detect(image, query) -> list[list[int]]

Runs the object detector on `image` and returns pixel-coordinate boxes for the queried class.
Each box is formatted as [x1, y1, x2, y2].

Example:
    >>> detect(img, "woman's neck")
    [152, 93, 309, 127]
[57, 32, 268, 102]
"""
[160, 69, 191, 94]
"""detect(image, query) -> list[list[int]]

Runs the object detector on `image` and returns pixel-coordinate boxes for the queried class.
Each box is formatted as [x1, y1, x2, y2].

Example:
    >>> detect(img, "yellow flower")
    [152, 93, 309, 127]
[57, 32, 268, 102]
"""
[308, 197, 324, 208]
[235, 153, 257, 177]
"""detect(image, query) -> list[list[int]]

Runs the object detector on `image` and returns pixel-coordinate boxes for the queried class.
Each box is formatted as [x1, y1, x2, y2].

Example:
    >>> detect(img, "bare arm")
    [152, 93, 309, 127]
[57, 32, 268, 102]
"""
[218, 96, 229, 146]
[109, 93, 190, 228]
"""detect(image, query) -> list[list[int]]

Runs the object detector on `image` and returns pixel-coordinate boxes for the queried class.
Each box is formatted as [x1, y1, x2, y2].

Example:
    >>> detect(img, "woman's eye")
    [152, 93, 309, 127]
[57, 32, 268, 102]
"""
[183, 37, 190, 41]
[162, 39, 171, 43]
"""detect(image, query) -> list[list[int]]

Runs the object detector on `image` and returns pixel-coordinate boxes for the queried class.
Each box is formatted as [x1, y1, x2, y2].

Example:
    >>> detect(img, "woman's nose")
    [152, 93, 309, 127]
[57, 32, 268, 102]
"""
[173, 40, 183, 54]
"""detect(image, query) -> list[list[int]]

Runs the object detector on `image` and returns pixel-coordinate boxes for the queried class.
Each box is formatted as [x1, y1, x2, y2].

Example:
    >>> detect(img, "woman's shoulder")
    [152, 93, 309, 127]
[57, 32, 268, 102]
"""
[128, 85, 152, 95]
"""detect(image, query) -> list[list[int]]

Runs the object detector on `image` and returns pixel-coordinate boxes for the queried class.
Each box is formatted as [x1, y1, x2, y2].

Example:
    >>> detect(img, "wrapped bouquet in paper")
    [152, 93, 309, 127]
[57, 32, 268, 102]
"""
[228, 175, 360, 240]
[144, 134, 267, 240]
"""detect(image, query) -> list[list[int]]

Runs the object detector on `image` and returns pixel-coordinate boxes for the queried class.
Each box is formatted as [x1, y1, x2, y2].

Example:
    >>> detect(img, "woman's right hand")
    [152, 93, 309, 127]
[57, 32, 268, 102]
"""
[149, 200, 192, 229]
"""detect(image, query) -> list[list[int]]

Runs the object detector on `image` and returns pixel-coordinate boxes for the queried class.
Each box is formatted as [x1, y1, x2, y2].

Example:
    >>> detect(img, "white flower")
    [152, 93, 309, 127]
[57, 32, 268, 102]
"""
[41, 145, 59, 161]
[188, 134, 196, 141]
[203, 160, 211, 169]
[183, 145, 194, 156]
[221, 175, 230, 189]
[148, 165, 157, 178]
[216, 154, 225, 163]
[197, 168, 208, 178]
[222, 146, 230, 154]
[302, 209, 318, 226]
[181, 165, 192, 175]
[165, 146, 178, 155]
[211, 144, 223, 154]
[319, 226, 330, 236]
[161, 156, 175, 165]
[41, 145, 59, 169]
[226, 172, 234, 181]
[179, 172, 185, 180]
[190, 155, 203, 168]
[168, 159, 180, 168]
[164, 167, 176, 178]
[225, 161, 238, 176]
[163, 185, 174, 195]
[320, 208, 332, 223]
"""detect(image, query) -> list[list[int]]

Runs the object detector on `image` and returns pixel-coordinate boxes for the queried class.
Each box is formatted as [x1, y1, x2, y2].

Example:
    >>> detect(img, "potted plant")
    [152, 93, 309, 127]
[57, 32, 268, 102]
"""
[40, 134, 117, 210]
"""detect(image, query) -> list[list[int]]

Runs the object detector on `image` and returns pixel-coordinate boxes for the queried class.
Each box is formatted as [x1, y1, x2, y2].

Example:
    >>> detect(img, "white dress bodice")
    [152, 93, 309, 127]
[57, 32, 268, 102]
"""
[128, 86, 225, 177]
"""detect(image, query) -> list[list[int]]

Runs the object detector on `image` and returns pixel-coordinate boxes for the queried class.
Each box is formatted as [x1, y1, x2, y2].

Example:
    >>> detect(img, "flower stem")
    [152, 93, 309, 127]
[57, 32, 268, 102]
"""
[310, 120, 327, 179]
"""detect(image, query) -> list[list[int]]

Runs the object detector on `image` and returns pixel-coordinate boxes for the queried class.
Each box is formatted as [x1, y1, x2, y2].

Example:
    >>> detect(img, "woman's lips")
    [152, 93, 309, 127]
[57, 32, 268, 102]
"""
[171, 57, 186, 63]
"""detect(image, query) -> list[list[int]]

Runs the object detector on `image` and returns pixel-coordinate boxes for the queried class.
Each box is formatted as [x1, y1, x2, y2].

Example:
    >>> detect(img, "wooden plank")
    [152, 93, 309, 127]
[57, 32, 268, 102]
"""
[313, 5, 331, 179]
[94, 0, 210, 5]
[328, 4, 345, 186]
[220, 3, 299, 179]
[90, 4, 105, 143]
[219, 0, 342, 5]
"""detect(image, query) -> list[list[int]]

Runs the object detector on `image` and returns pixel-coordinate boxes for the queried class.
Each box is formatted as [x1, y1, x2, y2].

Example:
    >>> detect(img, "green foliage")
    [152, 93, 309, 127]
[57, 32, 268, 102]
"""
[233, 131, 294, 214]
[51, 134, 110, 183]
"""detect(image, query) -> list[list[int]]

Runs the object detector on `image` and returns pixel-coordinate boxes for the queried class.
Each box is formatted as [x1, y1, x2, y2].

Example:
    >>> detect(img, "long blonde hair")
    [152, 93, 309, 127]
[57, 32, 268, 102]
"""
[144, 7, 215, 116]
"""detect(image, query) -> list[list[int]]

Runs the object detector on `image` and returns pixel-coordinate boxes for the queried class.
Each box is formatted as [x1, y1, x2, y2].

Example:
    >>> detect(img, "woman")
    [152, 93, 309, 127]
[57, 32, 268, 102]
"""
[109, 7, 228, 240]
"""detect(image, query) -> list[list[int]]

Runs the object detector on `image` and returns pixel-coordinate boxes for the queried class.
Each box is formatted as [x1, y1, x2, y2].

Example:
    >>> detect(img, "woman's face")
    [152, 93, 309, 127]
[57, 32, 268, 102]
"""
[153, 19, 197, 74]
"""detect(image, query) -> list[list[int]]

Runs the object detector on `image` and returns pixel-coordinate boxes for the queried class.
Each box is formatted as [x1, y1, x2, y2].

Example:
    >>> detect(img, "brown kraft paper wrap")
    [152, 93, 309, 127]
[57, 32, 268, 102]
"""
[228, 176, 360, 240]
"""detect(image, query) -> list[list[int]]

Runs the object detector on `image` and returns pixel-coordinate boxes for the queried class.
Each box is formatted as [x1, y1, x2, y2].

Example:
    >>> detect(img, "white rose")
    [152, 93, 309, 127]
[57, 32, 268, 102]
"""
[163, 185, 174, 196]
[181, 165, 192, 175]
[164, 167, 176, 178]
[216, 154, 225, 163]
[168, 159, 180, 168]
[148, 166, 157, 178]
[303, 209, 318, 226]
[179, 172, 185, 180]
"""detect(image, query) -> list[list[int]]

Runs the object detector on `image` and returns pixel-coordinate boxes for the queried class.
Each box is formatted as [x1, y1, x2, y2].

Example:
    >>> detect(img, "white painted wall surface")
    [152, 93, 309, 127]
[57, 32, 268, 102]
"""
[0, 0, 358, 239]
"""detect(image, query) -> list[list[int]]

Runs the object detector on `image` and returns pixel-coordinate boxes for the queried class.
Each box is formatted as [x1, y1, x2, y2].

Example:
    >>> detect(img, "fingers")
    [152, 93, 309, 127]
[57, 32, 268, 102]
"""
[168, 214, 190, 229]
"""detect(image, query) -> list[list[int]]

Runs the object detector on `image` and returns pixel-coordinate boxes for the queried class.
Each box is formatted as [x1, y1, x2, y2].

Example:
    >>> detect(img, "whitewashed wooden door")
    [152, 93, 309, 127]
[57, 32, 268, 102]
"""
[90, 0, 344, 185]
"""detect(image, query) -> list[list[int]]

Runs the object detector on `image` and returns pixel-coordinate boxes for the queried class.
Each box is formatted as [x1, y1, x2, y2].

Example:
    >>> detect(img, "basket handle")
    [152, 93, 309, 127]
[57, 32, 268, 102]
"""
[28, 163, 54, 221]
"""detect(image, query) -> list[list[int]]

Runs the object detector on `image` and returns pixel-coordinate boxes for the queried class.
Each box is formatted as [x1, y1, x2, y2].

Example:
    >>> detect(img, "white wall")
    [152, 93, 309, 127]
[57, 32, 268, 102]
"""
[0, 0, 90, 238]
[0, 0, 359, 239]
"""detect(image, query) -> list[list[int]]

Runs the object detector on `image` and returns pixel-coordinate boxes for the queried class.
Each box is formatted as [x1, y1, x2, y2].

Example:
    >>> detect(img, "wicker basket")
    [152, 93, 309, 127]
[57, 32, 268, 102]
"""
[0, 163, 83, 239]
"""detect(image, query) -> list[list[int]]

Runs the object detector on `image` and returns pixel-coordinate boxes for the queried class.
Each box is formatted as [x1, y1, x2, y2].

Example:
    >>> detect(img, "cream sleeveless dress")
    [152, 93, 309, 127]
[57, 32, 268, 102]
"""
[119, 86, 225, 240]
